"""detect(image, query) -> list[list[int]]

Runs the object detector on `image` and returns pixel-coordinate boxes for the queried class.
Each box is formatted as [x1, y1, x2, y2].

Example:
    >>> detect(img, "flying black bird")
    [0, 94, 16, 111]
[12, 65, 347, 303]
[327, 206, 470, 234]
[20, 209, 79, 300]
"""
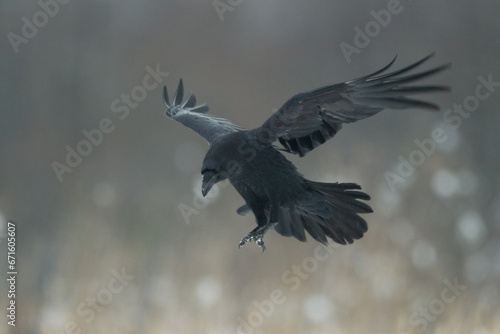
[163, 54, 450, 251]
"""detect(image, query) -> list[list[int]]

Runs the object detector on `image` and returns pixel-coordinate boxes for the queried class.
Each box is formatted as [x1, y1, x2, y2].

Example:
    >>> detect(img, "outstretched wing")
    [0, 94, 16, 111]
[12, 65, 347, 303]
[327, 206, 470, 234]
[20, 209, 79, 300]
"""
[255, 53, 451, 157]
[164, 79, 244, 144]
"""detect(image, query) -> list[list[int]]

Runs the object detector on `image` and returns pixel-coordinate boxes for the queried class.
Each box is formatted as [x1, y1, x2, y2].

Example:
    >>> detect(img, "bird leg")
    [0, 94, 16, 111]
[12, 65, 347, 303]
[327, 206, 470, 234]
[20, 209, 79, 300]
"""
[238, 222, 278, 252]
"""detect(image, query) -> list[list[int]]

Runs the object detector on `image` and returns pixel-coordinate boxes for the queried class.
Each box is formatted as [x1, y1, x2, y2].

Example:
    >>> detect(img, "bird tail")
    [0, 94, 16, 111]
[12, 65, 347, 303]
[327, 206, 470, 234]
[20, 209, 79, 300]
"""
[274, 181, 373, 245]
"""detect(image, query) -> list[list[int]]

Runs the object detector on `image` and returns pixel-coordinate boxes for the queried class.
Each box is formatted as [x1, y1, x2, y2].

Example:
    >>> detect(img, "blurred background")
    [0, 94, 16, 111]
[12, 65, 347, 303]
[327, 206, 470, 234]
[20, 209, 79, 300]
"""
[1, 0, 499, 333]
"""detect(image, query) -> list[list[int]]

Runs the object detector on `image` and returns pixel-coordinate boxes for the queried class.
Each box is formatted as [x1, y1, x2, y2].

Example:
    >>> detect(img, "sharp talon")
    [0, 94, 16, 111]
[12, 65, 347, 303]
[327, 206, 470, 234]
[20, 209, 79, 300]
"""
[238, 235, 250, 249]
[239, 224, 273, 251]
[256, 239, 266, 252]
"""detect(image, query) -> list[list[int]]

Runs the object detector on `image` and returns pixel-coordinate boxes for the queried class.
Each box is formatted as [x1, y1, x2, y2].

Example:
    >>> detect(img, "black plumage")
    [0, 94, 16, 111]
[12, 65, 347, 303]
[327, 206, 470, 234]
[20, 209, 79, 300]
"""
[163, 54, 450, 251]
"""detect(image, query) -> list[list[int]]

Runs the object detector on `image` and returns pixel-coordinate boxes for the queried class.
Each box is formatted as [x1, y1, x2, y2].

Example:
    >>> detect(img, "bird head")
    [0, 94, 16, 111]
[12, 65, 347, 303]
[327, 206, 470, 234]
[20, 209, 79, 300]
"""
[200, 142, 243, 197]
[200, 168, 221, 197]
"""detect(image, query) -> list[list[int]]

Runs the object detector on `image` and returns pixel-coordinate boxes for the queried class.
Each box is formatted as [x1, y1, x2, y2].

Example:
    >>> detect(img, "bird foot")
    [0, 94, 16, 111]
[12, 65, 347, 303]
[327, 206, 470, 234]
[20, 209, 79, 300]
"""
[238, 222, 278, 252]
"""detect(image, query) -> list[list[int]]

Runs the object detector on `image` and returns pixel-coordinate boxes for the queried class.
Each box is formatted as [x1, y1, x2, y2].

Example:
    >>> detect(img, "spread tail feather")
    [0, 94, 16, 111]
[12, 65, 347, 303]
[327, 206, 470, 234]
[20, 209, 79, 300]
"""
[274, 181, 372, 245]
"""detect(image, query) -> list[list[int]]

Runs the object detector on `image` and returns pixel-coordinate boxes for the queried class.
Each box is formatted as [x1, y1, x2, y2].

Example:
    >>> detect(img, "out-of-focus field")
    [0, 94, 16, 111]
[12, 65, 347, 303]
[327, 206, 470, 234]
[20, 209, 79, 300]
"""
[1, 1, 499, 333]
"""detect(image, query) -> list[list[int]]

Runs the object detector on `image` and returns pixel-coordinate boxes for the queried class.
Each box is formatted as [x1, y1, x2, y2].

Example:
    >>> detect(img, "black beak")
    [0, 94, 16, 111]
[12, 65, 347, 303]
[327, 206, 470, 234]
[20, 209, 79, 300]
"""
[201, 171, 217, 197]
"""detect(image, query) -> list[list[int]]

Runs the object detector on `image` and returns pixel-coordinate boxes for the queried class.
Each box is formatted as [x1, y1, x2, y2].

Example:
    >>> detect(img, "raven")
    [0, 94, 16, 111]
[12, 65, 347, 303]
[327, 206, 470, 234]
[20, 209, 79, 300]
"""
[163, 54, 450, 251]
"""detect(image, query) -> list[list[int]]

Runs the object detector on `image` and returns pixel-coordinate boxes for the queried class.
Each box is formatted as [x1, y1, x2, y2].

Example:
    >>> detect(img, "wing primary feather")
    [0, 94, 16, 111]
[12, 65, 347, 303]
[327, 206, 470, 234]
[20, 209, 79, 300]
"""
[370, 64, 451, 87]
[346, 54, 398, 84]
[355, 85, 450, 96]
[182, 93, 197, 108]
[173, 79, 184, 105]
[353, 97, 440, 110]
[163, 86, 170, 106]
[190, 103, 209, 113]
[362, 52, 435, 84]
